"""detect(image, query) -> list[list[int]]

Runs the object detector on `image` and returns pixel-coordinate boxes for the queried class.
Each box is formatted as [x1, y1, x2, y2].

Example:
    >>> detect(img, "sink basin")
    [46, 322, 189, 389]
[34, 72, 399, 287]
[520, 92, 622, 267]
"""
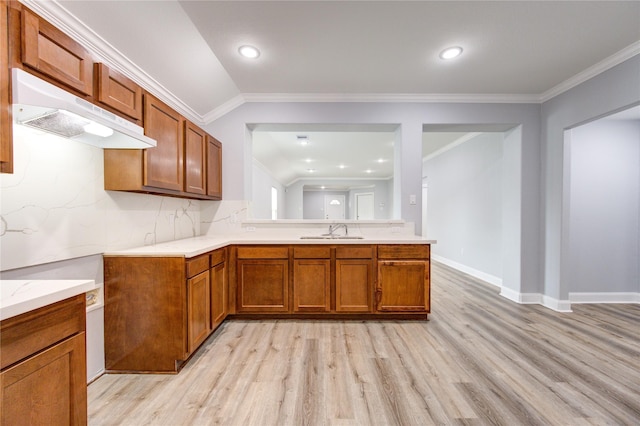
[299, 235, 364, 240]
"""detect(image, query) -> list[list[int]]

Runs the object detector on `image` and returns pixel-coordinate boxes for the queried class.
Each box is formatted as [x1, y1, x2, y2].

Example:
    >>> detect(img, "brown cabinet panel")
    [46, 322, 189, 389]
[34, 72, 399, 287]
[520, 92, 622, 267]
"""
[237, 246, 289, 259]
[377, 244, 429, 259]
[207, 135, 222, 199]
[293, 259, 330, 312]
[143, 93, 184, 191]
[336, 246, 373, 259]
[186, 253, 209, 278]
[1, 0, 12, 173]
[104, 256, 186, 372]
[210, 256, 227, 330]
[1, 332, 87, 426]
[377, 260, 429, 312]
[237, 259, 289, 313]
[187, 270, 210, 354]
[335, 259, 372, 312]
[184, 120, 207, 195]
[293, 246, 330, 259]
[95, 63, 142, 121]
[21, 8, 93, 96]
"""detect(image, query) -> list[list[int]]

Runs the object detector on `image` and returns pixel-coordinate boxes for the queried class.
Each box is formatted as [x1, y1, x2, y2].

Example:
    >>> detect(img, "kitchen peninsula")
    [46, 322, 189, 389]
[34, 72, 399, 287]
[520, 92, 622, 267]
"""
[103, 221, 434, 373]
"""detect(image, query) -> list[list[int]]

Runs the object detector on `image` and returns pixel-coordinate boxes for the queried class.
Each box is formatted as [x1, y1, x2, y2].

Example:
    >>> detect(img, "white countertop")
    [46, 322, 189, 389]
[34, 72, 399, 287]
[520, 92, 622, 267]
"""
[0, 279, 96, 321]
[103, 233, 436, 258]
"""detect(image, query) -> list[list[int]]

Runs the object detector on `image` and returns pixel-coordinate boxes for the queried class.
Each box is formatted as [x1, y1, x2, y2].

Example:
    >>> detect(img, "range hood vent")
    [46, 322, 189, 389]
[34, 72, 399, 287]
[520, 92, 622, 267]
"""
[11, 68, 156, 149]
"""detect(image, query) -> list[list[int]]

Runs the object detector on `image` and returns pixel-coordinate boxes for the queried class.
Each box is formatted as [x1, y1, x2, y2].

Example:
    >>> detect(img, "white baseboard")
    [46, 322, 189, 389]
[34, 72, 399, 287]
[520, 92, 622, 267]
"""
[431, 255, 502, 287]
[569, 292, 640, 304]
[433, 256, 573, 312]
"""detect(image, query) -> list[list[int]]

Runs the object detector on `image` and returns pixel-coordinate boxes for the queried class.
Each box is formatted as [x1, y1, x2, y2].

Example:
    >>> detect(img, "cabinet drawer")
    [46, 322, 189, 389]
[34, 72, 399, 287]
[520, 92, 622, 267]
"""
[293, 246, 330, 259]
[210, 248, 226, 266]
[237, 246, 289, 259]
[0, 294, 85, 370]
[186, 254, 209, 278]
[377, 245, 429, 259]
[336, 246, 373, 259]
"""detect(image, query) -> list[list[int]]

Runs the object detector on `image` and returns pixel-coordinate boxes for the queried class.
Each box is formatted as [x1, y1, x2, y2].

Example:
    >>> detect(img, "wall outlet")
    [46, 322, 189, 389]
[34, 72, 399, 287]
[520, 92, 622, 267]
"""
[245, 226, 256, 232]
[409, 194, 417, 205]
[391, 227, 401, 233]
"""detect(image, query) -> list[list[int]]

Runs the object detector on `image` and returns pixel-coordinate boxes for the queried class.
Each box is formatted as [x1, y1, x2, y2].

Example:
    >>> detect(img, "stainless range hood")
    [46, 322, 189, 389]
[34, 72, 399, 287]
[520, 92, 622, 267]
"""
[11, 68, 156, 149]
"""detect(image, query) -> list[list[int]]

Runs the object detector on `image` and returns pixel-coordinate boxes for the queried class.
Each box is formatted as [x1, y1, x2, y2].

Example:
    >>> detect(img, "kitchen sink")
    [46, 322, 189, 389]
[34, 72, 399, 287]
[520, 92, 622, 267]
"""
[299, 235, 364, 240]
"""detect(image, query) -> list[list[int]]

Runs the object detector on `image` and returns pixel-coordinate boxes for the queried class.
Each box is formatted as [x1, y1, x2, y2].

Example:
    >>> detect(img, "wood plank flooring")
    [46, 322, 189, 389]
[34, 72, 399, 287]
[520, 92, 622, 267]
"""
[88, 262, 640, 425]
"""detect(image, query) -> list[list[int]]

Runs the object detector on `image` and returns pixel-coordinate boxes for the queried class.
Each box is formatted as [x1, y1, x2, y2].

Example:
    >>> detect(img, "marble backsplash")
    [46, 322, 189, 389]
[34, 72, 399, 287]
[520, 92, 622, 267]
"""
[0, 125, 201, 271]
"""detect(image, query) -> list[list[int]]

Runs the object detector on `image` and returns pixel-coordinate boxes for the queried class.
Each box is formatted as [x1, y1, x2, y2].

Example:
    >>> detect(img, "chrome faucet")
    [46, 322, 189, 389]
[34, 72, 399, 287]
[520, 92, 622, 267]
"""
[328, 223, 348, 237]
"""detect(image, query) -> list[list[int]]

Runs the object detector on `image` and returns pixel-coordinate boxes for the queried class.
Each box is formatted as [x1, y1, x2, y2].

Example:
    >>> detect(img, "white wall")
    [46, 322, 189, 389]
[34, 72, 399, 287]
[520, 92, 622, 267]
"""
[252, 159, 285, 219]
[423, 132, 504, 282]
[568, 119, 640, 295]
[541, 55, 640, 306]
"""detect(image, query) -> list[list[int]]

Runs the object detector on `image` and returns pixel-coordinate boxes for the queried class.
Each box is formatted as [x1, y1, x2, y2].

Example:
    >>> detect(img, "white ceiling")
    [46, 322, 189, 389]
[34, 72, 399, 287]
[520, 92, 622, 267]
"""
[41, 0, 640, 184]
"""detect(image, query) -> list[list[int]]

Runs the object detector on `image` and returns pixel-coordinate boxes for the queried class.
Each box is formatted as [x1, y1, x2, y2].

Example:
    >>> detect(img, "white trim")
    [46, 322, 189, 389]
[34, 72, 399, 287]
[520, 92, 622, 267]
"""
[432, 255, 502, 287]
[540, 41, 640, 103]
[541, 295, 573, 313]
[242, 92, 540, 104]
[202, 95, 246, 123]
[569, 292, 640, 304]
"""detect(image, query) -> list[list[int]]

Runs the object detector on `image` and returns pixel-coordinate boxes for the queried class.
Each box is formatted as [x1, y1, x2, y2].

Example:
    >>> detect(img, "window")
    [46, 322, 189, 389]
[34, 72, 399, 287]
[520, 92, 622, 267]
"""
[271, 187, 278, 220]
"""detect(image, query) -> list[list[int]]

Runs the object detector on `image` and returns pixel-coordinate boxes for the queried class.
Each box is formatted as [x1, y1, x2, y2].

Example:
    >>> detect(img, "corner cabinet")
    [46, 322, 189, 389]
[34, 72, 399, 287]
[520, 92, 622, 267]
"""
[103, 248, 228, 373]
[376, 245, 430, 313]
[1, 295, 87, 425]
[1, 0, 12, 174]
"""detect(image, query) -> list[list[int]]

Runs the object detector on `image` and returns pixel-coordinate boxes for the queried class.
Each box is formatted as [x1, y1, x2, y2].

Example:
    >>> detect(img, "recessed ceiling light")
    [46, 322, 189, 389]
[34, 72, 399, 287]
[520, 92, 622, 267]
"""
[297, 135, 309, 146]
[365, 169, 373, 174]
[338, 164, 346, 169]
[377, 158, 386, 163]
[439, 46, 463, 60]
[238, 45, 260, 59]
[305, 158, 312, 163]
[307, 168, 315, 173]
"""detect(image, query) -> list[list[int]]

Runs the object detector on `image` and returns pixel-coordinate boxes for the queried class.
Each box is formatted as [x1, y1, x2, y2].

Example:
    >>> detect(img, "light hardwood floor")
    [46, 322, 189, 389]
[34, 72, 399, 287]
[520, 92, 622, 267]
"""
[88, 262, 640, 425]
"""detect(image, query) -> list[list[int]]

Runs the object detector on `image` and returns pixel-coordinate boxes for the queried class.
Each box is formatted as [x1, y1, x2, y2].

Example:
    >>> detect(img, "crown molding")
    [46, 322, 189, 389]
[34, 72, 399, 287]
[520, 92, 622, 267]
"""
[201, 95, 247, 124]
[242, 92, 540, 104]
[540, 40, 640, 103]
[20, 0, 207, 125]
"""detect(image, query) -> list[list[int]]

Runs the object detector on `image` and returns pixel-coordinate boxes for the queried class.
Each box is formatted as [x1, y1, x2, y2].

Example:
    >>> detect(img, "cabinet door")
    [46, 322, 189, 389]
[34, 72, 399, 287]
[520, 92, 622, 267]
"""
[21, 8, 93, 96]
[1, 333, 87, 425]
[293, 259, 330, 312]
[377, 260, 429, 312]
[143, 94, 184, 191]
[206, 135, 222, 199]
[1, 0, 12, 173]
[187, 270, 210, 354]
[237, 259, 289, 313]
[95, 63, 142, 121]
[184, 121, 207, 195]
[210, 260, 227, 329]
[335, 259, 372, 312]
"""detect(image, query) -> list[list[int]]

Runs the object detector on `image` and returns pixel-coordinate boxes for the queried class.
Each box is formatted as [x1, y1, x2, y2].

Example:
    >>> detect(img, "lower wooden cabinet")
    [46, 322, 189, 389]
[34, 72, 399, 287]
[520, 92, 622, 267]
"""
[104, 249, 228, 373]
[1, 295, 87, 425]
[237, 259, 289, 312]
[335, 259, 372, 312]
[210, 250, 227, 330]
[187, 270, 210, 354]
[376, 245, 430, 313]
[293, 259, 331, 312]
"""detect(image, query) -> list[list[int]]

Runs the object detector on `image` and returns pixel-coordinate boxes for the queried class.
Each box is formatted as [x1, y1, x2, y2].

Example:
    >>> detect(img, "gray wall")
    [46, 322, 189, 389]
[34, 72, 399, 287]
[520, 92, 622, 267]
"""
[252, 160, 285, 219]
[303, 191, 349, 220]
[540, 55, 640, 303]
[568, 119, 640, 294]
[206, 101, 540, 297]
[423, 132, 504, 280]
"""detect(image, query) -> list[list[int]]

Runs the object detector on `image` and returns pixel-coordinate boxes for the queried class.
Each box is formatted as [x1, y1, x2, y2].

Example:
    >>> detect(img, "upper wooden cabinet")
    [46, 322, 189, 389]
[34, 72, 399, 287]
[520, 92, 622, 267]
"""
[104, 97, 223, 200]
[185, 120, 207, 196]
[1, 0, 12, 174]
[21, 8, 93, 96]
[144, 93, 184, 191]
[95, 63, 142, 122]
[207, 135, 222, 199]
